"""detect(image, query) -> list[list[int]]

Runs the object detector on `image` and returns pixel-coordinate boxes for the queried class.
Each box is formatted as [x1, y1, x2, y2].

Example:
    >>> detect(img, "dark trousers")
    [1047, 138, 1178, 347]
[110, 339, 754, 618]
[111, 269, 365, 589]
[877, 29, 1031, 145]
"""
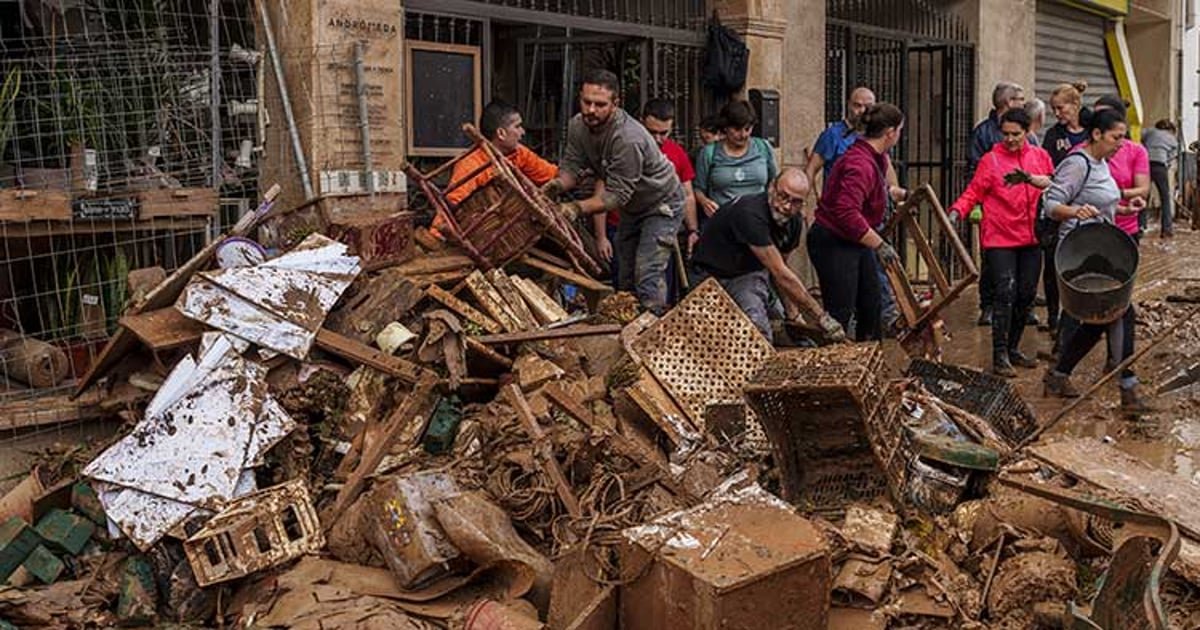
[1054, 306, 1137, 383]
[978, 256, 993, 311]
[807, 223, 882, 341]
[1041, 237, 1060, 329]
[986, 246, 1040, 357]
[1151, 161, 1173, 234]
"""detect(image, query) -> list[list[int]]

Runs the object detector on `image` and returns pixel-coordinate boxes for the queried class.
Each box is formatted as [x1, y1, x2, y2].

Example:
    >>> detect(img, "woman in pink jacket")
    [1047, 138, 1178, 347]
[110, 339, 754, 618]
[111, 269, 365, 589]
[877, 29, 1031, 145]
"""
[949, 109, 1054, 376]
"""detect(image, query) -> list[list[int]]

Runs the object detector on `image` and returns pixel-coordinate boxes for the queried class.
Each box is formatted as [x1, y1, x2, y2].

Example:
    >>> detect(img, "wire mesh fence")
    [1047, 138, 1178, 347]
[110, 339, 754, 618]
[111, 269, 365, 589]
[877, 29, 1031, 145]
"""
[0, 0, 259, 413]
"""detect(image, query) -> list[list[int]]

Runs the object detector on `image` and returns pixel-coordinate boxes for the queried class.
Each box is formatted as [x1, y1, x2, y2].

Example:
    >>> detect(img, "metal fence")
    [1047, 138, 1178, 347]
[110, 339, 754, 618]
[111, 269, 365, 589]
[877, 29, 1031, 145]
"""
[0, 0, 259, 409]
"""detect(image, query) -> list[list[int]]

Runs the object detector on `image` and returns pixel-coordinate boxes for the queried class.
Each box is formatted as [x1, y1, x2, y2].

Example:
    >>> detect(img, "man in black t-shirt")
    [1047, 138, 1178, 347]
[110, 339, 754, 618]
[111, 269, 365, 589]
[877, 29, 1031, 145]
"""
[692, 167, 844, 343]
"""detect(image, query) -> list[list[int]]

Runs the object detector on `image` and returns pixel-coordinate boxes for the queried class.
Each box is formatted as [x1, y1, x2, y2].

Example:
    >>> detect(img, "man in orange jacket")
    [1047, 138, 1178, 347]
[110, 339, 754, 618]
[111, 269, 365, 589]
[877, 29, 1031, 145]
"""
[436, 100, 558, 236]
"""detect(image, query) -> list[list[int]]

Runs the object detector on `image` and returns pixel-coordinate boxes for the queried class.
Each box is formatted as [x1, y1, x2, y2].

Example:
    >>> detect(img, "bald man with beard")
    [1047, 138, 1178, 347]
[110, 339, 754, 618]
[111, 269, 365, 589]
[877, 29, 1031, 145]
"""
[691, 167, 845, 344]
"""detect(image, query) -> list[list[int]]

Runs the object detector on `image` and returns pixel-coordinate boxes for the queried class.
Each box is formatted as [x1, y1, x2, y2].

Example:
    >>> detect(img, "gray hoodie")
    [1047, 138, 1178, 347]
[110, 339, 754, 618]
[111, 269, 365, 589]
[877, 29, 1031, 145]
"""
[1042, 150, 1121, 242]
[560, 109, 682, 215]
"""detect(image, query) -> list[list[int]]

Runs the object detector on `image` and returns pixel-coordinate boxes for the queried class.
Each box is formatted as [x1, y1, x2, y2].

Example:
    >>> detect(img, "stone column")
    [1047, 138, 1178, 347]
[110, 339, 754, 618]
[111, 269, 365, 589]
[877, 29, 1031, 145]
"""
[946, 0, 1036, 123]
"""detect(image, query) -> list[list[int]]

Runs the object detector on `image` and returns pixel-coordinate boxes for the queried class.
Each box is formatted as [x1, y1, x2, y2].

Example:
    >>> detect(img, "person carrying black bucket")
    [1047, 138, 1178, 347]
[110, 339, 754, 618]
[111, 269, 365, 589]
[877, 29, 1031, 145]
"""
[1041, 108, 1153, 412]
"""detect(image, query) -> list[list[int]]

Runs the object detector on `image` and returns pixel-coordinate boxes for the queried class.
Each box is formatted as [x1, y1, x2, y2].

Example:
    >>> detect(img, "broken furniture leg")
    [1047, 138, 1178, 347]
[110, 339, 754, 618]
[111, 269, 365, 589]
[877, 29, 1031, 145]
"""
[502, 384, 581, 518]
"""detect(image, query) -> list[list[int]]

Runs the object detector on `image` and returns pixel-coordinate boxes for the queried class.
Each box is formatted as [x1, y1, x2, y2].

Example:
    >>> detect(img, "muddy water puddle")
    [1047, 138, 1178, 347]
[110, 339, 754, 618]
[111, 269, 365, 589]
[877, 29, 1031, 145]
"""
[932, 229, 1200, 486]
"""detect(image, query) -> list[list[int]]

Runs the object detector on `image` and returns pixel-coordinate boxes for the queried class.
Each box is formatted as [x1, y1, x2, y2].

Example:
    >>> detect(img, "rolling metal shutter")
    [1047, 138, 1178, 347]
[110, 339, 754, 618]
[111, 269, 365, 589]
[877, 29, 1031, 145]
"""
[1035, 1, 1119, 101]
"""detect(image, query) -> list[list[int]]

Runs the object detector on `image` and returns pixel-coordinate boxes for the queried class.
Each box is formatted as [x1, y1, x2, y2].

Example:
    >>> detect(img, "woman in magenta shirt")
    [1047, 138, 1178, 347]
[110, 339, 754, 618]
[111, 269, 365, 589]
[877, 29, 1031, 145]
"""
[1094, 96, 1150, 239]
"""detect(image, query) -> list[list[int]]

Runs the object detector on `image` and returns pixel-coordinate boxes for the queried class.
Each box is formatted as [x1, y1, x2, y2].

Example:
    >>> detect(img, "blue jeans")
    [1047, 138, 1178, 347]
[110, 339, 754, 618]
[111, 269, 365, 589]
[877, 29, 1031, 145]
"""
[616, 196, 684, 315]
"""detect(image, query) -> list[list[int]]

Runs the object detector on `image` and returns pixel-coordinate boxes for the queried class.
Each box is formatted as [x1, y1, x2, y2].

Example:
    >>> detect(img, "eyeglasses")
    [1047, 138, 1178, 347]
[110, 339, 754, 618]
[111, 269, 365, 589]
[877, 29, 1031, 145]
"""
[775, 187, 806, 208]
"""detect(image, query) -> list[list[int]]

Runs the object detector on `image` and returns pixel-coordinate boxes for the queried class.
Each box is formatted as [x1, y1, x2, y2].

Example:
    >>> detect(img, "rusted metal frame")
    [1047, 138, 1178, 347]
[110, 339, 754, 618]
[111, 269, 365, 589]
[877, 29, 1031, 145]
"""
[502, 383, 582, 518]
[998, 476, 1178, 629]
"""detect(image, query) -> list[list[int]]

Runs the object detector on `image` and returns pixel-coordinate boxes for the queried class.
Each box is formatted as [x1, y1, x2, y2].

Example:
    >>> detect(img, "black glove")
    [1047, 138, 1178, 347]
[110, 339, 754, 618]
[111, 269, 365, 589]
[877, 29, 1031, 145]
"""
[876, 241, 900, 267]
[1004, 169, 1032, 186]
[541, 179, 565, 199]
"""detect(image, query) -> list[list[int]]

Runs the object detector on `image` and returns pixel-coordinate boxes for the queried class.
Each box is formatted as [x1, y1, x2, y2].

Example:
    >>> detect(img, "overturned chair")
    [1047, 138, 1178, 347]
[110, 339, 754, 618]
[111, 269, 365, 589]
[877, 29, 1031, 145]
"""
[404, 124, 601, 278]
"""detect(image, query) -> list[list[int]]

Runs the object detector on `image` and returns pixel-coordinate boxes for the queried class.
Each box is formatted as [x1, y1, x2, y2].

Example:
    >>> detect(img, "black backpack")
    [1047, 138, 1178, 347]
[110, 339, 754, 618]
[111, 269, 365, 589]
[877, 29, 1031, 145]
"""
[702, 13, 748, 95]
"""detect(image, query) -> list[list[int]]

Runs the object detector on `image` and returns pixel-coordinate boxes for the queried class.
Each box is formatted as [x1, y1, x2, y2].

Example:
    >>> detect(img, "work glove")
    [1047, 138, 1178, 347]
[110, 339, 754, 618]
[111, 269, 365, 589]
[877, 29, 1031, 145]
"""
[968, 206, 983, 224]
[819, 313, 846, 343]
[558, 201, 582, 223]
[541, 179, 565, 199]
[1004, 168, 1032, 186]
[875, 241, 900, 267]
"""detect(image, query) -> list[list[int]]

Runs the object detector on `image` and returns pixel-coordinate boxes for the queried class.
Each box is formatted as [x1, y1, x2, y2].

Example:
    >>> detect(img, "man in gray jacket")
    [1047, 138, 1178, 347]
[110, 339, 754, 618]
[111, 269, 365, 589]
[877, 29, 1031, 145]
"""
[542, 69, 684, 314]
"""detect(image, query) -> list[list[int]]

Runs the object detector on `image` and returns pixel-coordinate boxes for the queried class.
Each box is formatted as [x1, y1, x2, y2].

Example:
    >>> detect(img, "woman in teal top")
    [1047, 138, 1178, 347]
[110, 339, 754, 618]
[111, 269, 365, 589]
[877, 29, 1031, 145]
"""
[694, 100, 778, 220]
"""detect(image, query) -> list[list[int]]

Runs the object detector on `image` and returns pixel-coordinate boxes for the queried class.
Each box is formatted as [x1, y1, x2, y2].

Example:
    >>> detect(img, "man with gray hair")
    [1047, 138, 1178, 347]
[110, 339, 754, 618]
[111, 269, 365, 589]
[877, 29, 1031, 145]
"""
[691, 167, 845, 344]
[968, 81, 1025, 326]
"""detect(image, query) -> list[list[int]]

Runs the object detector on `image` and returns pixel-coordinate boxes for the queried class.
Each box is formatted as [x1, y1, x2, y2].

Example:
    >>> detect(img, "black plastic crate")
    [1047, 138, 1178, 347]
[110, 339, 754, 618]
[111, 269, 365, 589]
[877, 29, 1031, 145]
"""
[905, 359, 1039, 446]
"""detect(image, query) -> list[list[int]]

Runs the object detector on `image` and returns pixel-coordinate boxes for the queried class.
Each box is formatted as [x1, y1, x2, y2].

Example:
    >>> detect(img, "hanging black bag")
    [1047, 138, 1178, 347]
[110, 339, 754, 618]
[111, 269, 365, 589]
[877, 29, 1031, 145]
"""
[702, 11, 748, 95]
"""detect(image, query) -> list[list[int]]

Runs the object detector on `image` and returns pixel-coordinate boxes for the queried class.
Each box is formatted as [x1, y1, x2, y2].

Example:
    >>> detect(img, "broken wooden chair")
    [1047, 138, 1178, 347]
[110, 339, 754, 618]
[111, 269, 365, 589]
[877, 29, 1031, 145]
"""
[881, 184, 979, 360]
[403, 124, 601, 278]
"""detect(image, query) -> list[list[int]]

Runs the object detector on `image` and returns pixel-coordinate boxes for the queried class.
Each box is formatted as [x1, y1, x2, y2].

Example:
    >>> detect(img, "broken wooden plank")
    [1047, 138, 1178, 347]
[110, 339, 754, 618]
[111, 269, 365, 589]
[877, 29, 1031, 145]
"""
[502, 383, 581, 518]
[119, 308, 208, 351]
[487, 269, 539, 331]
[474, 324, 622, 346]
[464, 270, 524, 332]
[425, 285, 503, 334]
[315, 328, 428, 385]
[465, 337, 513, 369]
[0, 390, 110, 431]
[519, 255, 612, 294]
[74, 185, 283, 398]
[512, 275, 568, 325]
[1031, 438, 1200, 540]
[325, 271, 425, 345]
[326, 375, 439, 525]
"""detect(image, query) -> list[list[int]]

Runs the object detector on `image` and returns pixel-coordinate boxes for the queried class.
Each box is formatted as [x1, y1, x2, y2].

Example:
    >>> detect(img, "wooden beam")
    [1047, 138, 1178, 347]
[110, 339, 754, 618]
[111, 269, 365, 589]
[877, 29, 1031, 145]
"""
[425, 285, 503, 334]
[326, 375, 439, 525]
[473, 324, 621, 346]
[519, 255, 612, 294]
[315, 328, 429, 385]
[486, 269, 539, 330]
[464, 271, 524, 332]
[502, 383, 581, 518]
[512, 275, 568, 324]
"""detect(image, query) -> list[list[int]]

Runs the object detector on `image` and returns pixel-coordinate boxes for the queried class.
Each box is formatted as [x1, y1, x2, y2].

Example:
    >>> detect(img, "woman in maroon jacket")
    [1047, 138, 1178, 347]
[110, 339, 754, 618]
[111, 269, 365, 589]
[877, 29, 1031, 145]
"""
[808, 103, 905, 341]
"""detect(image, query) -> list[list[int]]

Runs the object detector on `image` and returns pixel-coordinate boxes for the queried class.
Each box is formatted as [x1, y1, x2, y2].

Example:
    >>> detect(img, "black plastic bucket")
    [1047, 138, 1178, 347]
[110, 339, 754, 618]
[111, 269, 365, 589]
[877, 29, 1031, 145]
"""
[1054, 222, 1138, 324]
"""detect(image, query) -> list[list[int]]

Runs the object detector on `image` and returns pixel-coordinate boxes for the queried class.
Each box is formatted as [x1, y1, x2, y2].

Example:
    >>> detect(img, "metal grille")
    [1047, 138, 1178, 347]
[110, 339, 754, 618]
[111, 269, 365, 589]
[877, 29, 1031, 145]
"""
[629, 278, 775, 448]
[824, 19, 975, 281]
[478, 0, 704, 31]
[404, 11, 485, 46]
[649, 42, 705, 149]
[827, 0, 971, 43]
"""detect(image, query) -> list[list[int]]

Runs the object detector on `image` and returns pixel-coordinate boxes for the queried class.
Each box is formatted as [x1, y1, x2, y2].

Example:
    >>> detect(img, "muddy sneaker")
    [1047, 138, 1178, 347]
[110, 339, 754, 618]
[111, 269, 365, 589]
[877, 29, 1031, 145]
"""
[1120, 385, 1157, 414]
[1043, 370, 1081, 398]
[1008, 351, 1038, 369]
[993, 355, 1017, 378]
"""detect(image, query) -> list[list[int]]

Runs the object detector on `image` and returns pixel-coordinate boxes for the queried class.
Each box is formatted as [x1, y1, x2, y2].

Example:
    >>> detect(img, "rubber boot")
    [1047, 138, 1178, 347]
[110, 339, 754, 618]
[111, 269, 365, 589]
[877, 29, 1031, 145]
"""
[1043, 370, 1081, 398]
[1008, 350, 1038, 369]
[977, 306, 993, 327]
[993, 353, 1016, 378]
[1120, 385, 1156, 414]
